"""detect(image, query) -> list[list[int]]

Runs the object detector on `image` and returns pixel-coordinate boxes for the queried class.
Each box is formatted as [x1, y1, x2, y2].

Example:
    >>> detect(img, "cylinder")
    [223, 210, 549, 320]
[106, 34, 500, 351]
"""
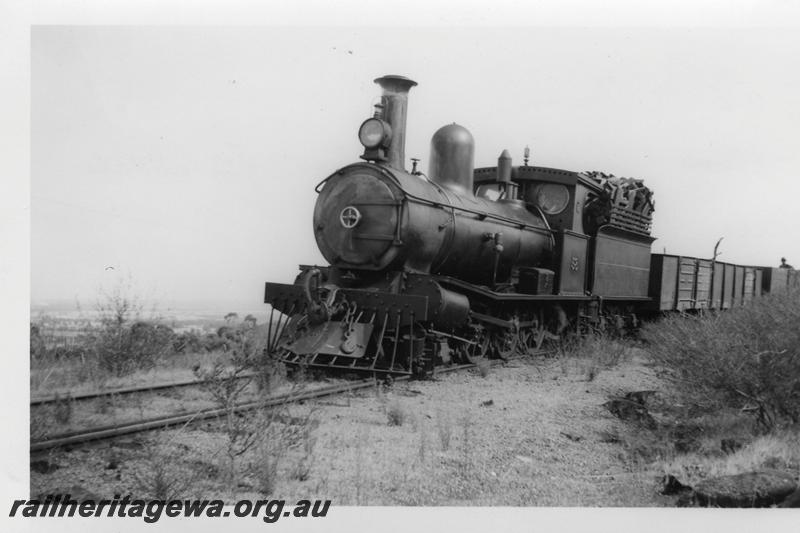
[374, 75, 417, 171]
[436, 286, 470, 328]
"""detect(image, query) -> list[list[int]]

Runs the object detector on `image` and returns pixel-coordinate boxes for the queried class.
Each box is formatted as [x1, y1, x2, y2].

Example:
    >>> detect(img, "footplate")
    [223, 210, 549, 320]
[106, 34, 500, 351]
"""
[264, 282, 309, 315]
[265, 282, 429, 325]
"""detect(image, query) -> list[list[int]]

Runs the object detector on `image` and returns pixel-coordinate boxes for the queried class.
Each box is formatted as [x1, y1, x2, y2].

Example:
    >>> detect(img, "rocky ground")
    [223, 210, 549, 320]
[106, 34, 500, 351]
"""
[30, 348, 799, 506]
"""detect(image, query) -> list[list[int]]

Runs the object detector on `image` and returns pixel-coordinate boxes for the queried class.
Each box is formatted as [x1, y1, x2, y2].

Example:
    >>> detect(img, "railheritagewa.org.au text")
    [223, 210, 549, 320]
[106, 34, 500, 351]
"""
[9, 494, 331, 523]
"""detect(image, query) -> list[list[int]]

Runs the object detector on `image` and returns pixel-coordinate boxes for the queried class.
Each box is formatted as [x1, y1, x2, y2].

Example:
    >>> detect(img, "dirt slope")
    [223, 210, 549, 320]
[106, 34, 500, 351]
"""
[32, 351, 674, 506]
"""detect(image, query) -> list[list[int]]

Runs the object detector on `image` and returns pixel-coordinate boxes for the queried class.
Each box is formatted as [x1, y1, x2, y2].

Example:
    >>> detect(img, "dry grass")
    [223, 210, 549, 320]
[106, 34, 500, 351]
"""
[252, 422, 284, 496]
[416, 423, 428, 462]
[457, 414, 474, 480]
[352, 429, 366, 505]
[52, 394, 74, 424]
[555, 333, 631, 381]
[475, 358, 491, 378]
[436, 409, 453, 451]
[31, 355, 669, 506]
[287, 409, 319, 482]
[30, 392, 79, 441]
[30, 347, 223, 397]
[657, 429, 800, 487]
[132, 440, 200, 500]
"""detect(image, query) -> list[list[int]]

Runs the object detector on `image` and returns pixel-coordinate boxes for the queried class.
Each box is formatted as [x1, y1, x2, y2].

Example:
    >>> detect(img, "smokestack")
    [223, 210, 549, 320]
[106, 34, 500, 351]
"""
[374, 75, 417, 171]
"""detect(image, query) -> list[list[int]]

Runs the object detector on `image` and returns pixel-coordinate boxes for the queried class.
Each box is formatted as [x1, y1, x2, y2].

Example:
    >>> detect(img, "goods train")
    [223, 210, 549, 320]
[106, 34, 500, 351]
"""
[263, 75, 798, 376]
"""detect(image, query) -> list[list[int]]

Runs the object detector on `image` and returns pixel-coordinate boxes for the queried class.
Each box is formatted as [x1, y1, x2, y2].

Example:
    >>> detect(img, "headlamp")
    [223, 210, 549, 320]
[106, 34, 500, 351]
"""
[358, 118, 392, 149]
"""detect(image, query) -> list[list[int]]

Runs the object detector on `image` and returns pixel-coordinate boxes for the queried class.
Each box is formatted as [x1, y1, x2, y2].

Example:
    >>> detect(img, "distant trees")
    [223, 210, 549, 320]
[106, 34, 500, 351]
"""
[30, 324, 46, 359]
[30, 286, 267, 379]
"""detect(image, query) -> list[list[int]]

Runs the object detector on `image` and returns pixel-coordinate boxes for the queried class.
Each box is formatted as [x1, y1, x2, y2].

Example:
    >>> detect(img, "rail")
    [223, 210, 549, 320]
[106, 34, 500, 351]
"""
[30, 372, 257, 407]
[30, 363, 477, 453]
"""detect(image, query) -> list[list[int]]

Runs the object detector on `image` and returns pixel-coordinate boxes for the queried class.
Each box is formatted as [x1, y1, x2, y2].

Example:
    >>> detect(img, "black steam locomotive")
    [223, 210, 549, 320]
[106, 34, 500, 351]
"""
[264, 75, 797, 376]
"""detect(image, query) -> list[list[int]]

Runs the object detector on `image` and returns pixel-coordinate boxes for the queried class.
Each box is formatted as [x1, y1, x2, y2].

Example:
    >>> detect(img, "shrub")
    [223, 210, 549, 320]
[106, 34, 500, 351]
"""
[91, 319, 174, 375]
[560, 332, 629, 381]
[204, 333, 228, 352]
[53, 393, 73, 424]
[386, 401, 406, 426]
[30, 324, 46, 359]
[575, 333, 628, 367]
[641, 287, 800, 431]
[249, 405, 318, 495]
[243, 314, 258, 329]
[476, 359, 491, 378]
[83, 283, 175, 375]
[251, 410, 290, 496]
[196, 324, 282, 492]
[436, 410, 453, 451]
[254, 444, 281, 496]
[288, 409, 318, 482]
[458, 414, 473, 476]
[132, 442, 198, 500]
[196, 354, 259, 489]
[29, 317, 89, 363]
[217, 326, 236, 341]
[173, 330, 206, 353]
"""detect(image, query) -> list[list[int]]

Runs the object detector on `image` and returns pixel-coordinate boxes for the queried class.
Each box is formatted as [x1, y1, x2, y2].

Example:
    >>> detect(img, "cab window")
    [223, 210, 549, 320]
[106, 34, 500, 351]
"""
[531, 183, 570, 215]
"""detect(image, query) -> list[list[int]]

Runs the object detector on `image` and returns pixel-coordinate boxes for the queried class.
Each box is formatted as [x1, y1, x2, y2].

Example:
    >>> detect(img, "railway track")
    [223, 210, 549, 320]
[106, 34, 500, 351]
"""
[30, 363, 478, 453]
[30, 372, 257, 407]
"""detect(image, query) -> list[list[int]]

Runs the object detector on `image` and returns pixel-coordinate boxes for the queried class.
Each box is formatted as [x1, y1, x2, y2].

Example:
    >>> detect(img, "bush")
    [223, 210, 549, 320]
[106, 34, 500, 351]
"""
[558, 332, 629, 381]
[91, 319, 175, 375]
[204, 333, 228, 352]
[85, 284, 175, 375]
[574, 333, 628, 366]
[476, 359, 491, 378]
[288, 409, 318, 482]
[436, 410, 453, 451]
[173, 330, 206, 353]
[132, 442, 198, 500]
[29, 318, 89, 362]
[386, 401, 406, 426]
[641, 288, 800, 431]
[30, 324, 46, 359]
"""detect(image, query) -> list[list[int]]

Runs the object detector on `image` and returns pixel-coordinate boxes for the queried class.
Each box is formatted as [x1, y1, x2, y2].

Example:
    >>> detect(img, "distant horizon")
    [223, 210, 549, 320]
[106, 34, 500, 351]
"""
[30, 296, 270, 315]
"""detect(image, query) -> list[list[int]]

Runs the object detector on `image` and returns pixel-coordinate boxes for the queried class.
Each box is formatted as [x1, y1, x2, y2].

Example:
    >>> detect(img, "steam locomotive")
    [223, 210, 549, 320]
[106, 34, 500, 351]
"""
[263, 75, 798, 376]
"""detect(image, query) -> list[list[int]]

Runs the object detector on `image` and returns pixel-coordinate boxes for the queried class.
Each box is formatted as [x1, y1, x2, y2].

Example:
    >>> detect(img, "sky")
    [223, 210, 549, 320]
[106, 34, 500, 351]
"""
[29, 24, 800, 308]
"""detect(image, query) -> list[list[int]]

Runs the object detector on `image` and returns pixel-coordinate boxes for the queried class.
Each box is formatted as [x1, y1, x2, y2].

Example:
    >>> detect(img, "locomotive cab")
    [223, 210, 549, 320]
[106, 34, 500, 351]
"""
[472, 161, 656, 299]
[473, 163, 596, 296]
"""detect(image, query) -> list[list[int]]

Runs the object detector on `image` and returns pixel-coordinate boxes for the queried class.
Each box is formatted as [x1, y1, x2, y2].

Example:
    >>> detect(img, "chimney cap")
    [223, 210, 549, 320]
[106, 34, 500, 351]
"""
[374, 75, 418, 91]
